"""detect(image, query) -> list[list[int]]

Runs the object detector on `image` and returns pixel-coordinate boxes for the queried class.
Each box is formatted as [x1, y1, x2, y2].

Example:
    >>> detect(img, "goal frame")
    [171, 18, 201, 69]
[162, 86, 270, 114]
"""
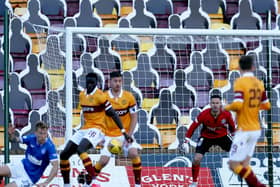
[65, 28, 278, 186]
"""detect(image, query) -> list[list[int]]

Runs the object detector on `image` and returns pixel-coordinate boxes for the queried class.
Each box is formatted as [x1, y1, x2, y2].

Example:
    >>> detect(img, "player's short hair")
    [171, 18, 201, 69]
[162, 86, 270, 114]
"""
[35, 121, 48, 130]
[86, 72, 98, 81]
[239, 55, 254, 70]
[110, 71, 122, 79]
[210, 94, 222, 100]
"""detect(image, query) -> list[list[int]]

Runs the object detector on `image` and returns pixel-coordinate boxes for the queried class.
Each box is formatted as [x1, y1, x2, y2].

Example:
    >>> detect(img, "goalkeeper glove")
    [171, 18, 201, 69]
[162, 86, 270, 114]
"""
[181, 138, 190, 153]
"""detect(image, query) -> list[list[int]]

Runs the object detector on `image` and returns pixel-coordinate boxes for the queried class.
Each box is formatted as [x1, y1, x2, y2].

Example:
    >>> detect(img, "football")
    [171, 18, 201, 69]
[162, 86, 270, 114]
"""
[107, 138, 123, 155]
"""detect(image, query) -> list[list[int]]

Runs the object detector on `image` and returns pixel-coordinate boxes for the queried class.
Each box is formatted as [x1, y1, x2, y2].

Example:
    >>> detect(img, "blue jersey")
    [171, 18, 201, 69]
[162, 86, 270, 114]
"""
[21, 134, 58, 184]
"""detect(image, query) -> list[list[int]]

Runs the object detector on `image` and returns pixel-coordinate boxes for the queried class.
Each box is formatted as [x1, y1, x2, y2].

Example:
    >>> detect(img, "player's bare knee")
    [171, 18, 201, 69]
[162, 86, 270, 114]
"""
[128, 148, 138, 159]
[228, 160, 238, 171]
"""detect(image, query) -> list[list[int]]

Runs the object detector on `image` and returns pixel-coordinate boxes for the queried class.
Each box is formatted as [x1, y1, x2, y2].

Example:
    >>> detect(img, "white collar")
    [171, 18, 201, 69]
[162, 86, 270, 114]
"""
[85, 86, 98, 95]
[242, 72, 254, 77]
[109, 89, 123, 98]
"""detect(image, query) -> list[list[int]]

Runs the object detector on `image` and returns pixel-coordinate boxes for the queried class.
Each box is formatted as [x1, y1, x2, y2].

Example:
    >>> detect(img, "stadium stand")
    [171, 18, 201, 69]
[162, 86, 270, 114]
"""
[19, 54, 48, 109]
[10, 17, 31, 72]
[122, 71, 143, 108]
[59, 17, 86, 70]
[149, 36, 176, 88]
[169, 69, 196, 114]
[149, 88, 181, 147]
[40, 35, 65, 89]
[39, 0, 66, 26]
[131, 53, 159, 98]
[133, 109, 161, 148]
[75, 52, 105, 90]
[185, 51, 214, 107]
[181, 0, 210, 29]
[93, 0, 120, 27]
[146, 0, 173, 28]
[230, 0, 262, 29]
[111, 17, 140, 71]
[222, 70, 241, 104]
[126, 0, 157, 28]
[9, 72, 32, 129]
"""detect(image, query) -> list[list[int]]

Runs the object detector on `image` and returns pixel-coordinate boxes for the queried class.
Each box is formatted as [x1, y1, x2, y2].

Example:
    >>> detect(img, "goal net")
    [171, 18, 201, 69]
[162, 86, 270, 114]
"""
[32, 26, 279, 186]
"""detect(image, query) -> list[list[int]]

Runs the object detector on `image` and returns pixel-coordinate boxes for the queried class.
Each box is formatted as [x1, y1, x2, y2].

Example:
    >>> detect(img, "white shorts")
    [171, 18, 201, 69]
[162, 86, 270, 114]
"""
[70, 128, 105, 148]
[7, 160, 33, 187]
[100, 135, 139, 157]
[229, 130, 261, 161]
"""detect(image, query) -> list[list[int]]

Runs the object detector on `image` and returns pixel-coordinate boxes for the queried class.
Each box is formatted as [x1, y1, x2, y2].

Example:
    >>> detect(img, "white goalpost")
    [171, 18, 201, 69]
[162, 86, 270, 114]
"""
[35, 26, 280, 186]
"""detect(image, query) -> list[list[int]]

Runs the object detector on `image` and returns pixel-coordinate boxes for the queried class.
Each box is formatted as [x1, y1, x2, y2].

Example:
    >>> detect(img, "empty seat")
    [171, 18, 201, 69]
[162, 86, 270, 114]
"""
[126, 0, 157, 28]
[181, 0, 210, 29]
[230, 0, 262, 30]
[201, 0, 226, 25]
[149, 88, 181, 147]
[20, 54, 49, 109]
[146, 0, 173, 28]
[92, 0, 120, 27]
[111, 17, 140, 70]
[150, 36, 176, 88]
[10, 17, 32, 72]
[131, 53, 159, 98]
[133, 109, 161, 148]
[185, 51, 214, 107]
[169, 69, 196, 114]
[65, 0, 79, 16]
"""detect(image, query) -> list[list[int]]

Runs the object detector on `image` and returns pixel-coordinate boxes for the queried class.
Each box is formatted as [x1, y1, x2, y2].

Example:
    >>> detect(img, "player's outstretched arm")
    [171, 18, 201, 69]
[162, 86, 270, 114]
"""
[106, 107, 133, 143]
[36, 160, 59, 187]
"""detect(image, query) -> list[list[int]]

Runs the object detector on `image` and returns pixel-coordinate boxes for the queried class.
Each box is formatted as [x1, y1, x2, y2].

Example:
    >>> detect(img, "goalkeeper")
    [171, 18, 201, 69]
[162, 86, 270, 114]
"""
[59, 72, 133, 187]
[183, 94, 235, 187]
[92, 71, 141, 187]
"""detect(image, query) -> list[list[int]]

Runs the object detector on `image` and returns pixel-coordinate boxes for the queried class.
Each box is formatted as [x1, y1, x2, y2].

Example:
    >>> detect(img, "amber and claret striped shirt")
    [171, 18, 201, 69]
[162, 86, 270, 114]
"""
[79, 87, 112, 131]
[105, 89, 137, 137]
[225, 72, 271, 131]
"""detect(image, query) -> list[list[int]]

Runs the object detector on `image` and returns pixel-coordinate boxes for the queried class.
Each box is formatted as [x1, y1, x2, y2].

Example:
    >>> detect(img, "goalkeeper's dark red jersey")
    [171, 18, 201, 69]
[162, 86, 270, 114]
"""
[185, 108, 235, 139]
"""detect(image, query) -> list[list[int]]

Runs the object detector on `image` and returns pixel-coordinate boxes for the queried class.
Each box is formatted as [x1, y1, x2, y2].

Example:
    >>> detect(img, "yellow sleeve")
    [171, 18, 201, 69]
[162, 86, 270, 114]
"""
[225, 79, 244, 112]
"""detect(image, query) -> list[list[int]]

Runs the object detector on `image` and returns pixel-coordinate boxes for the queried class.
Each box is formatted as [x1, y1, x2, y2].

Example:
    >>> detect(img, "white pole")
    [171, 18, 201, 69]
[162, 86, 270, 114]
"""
[65, 28, 73, 141]
[66, 27, 280, 37]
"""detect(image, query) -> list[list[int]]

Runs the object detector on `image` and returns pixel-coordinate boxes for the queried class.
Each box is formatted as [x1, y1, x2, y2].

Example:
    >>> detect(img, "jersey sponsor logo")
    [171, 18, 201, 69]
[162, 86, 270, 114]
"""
[82, 106, 95, 112]
[115, 109, 129, 116]
[121, 99, 127, 105]
[27, 154, 42, 166]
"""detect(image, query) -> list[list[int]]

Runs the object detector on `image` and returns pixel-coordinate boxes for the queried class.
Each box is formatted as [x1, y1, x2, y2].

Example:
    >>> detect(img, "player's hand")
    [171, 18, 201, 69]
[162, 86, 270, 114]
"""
[123, 132, 133, 143]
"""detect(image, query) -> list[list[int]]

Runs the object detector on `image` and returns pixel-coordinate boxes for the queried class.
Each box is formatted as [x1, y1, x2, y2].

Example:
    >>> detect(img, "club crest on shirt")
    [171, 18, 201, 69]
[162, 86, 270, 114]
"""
[221, 119, 226, 124]
[122, 99, 127, 105]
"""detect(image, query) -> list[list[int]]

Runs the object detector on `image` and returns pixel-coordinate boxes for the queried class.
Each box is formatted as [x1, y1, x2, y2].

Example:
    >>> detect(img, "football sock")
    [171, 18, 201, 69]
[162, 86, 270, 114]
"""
[192, 164, 200, 182]
[93, 161, 103, 177]
[79, 152, 95, 178]
[60, 159, 70, 184]
[132, 156, 142, 184]
[233, 165, 266, 187]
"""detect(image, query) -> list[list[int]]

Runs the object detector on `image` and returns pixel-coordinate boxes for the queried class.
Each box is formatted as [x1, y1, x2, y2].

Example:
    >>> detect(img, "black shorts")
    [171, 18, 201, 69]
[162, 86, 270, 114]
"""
[195, 135, 233, 155]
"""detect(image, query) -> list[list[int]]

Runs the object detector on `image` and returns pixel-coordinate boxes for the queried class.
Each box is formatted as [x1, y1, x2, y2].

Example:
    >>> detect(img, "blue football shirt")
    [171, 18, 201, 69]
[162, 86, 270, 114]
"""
[20, 134, 58, 184]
